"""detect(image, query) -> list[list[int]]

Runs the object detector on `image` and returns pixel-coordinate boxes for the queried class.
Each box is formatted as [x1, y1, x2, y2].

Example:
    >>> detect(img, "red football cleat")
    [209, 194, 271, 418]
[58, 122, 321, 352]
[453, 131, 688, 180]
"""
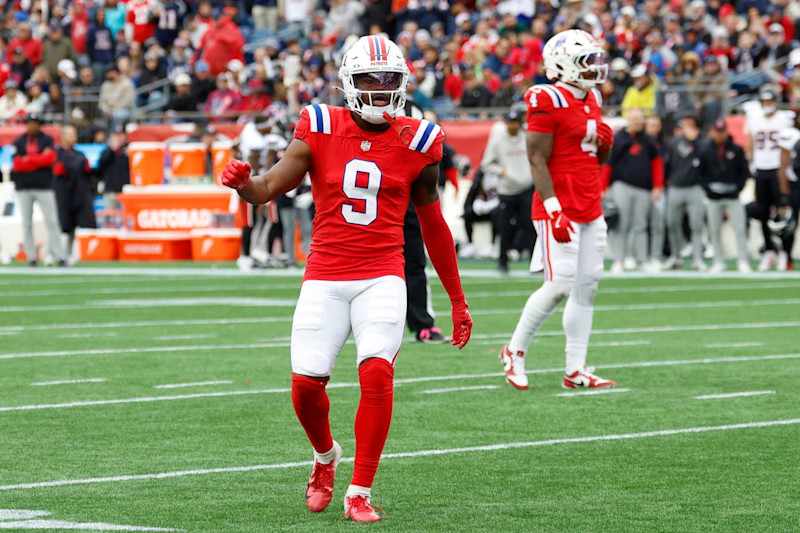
[562, 367, 616, 389]
[341, 495, 385, 523]
[305, 441, 342, 513]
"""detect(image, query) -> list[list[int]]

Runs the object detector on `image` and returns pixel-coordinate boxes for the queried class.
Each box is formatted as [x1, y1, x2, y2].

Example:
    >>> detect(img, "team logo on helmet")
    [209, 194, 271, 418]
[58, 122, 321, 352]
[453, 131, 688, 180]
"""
[367, 36, 389, 64]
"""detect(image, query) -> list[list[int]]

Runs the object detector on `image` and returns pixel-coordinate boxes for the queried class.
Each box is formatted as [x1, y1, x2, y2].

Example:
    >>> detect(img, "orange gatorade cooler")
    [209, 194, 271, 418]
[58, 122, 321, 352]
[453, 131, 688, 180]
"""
[75, 229, 119, 261]
[211, 141, 233, 185]
[117, 232, 192, 261]
[190, 228, 241, 261]
[169, 143, 208, 181]
[128, 142, 165, 186]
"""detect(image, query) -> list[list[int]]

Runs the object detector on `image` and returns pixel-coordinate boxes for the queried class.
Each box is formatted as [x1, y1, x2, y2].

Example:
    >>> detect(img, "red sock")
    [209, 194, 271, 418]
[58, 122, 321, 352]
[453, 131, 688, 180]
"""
[291, 375, 333, 454]
[351, 358, 394, 488]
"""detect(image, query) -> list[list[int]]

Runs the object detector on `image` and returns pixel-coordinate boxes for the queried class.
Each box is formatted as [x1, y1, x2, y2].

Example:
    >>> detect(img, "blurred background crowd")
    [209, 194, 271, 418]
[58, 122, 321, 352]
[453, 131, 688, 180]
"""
[0, 0, 797, 133]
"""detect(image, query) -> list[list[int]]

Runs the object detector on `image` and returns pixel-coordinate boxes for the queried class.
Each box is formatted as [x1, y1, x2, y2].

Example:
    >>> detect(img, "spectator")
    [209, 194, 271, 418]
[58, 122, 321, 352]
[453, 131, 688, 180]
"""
[166, 37, 193, 80]
[10, 114, 66, 266]
[607, 58, 632, 107]
[154, 0, 186, 49]
[53, 124, 97, 264]
[126, 0, 157, 44]
[97, 126, 130, 210]
[7, 23, 43, 67]
[86, 8, 116, 77]
[45, 83, 66, 117]
[657, 69, 695, 135]
[663, 115, 707, 271]
[203, 74, 241, 120]
[196, 10, 245, 77]
[325, 0, 365, 38]
[699, 119, 751, 273]
[66, 0, 91, 56]
[42, 20, 78, 82]
[0, 82, 28, 122]
[57, 59, 78, 87]
[166, 73, 198, 114]
[284, 0, 313, 34]
[479, 109, 535, 274]
[137, 52, 167, 106]
[603, 108, 665, 272]
[756, 23, 792, 74]
[104, 0, 127, 40]
[191, 60, 215, 105]
[25, 81, 49, 114]
[252, 0, 279, 31]
[99, 64, 135, 127]
[460, 69, 491, 108]
[692, 55, 727, 125]
[622, 64, 657, 117]
[10, 47, 34, 88]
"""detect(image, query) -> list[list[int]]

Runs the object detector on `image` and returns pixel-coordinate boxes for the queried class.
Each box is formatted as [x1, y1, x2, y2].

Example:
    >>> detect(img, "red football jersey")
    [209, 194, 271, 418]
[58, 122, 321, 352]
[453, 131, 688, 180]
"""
[126, 0, 156, 44]
[294, 104, 444, 281]
[526, 84, 604, 223]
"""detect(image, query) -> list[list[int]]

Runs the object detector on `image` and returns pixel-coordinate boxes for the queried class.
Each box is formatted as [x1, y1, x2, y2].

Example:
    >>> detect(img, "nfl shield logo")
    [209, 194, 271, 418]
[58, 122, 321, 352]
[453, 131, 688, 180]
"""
[361, 141, 371, 152]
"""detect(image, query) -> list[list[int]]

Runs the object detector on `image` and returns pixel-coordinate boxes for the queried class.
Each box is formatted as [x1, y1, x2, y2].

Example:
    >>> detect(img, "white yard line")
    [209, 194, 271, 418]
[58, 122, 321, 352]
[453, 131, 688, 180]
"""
[590, 340, 651, 347]
[438, 281, 800, 297]
[695, 390, 776, 400]
[418, 385, 499, 394]
[555, 388, 632, 397]
[0, 352, 798, 413]
[153, 334, 217, 341]
[0, 342, 289, 361]
[1, 417, 797, 491]
[153, 381, 233, 389]
[705, 342, 764, 349]
[59, 332, 118, 339]
[0, 284, 298, 298]
[0, 317, 292, 334]
[30, 378, 107, 387]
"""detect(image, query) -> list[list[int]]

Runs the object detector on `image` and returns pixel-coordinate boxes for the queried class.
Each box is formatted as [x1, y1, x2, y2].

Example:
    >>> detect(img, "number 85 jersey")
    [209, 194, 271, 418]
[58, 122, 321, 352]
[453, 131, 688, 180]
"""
[526, 84, 604, 223]
[294, 103, 443, 281]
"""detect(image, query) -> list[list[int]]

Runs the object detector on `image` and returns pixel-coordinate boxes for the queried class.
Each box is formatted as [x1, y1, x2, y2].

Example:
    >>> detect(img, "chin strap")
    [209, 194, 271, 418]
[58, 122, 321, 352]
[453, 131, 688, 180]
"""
[383, 111, 415, 146]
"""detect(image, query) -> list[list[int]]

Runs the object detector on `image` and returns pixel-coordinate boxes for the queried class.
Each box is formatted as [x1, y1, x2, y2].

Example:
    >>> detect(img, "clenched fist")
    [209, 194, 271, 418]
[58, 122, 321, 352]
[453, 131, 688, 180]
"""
[450, 297, 473, 349]
[597, 121, 614, 150]
[221, 159, 252, 190]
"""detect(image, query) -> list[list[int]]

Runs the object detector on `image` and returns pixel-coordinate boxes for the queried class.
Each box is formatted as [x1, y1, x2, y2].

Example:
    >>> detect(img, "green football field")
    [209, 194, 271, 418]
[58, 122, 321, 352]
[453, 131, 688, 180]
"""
[1, 263, 799, 532]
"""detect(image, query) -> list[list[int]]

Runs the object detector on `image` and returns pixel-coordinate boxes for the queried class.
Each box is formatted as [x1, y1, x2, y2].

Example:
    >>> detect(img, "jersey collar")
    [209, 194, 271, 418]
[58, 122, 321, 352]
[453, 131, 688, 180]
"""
[555, 81, 588, 100]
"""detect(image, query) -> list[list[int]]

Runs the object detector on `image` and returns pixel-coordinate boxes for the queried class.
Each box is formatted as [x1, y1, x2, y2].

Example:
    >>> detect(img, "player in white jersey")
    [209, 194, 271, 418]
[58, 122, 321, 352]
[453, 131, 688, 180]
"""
[776, 113, 800, 270]
[743, 85, 796, 271]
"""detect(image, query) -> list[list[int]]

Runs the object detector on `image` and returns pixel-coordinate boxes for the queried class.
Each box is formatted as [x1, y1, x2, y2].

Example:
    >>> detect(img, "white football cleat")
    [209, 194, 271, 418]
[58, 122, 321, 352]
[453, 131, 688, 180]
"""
[499, 344, 528, 390]
[623, 257, 637, 270]
[777, 251, 789, 272]
[610, 261, 624, 274]
[758, 250, 777, 272]
[662, 256, 683, 270]
[692, 260, 708, 272]
[563, 367, 616, 389]
[709, 262, 726, 274]
[737, 260, 752, 273]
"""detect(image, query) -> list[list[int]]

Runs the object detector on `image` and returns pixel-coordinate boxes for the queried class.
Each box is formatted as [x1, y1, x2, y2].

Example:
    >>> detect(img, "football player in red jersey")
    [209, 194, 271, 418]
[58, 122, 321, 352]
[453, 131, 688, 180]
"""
[220, 35, 473, 522]
[499, 29, 618, 391]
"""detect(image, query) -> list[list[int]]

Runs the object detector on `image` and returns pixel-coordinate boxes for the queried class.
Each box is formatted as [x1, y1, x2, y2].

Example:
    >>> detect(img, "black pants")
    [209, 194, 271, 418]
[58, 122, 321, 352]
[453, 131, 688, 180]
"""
[498, 188, 535, 268]
[403, 204, 435, 333]
[783, 180, 800, 265]
[755, 170, 780, 251]
[463, 207, 500, 243]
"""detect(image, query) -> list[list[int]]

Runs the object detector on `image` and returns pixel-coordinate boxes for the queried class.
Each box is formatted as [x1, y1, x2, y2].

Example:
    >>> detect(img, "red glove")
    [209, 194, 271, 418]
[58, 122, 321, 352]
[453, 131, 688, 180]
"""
[53, 161, 67, 178]
[221, 159, 251, 190]
[544, 197, 574, 243]
[597, 121, 614, 150]
[450, 297, 473, 349]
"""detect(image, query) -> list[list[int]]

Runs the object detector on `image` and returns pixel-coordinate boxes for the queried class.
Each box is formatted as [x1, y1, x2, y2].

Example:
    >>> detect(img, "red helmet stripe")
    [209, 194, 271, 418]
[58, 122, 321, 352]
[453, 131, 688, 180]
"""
[367, 36, 376, 58]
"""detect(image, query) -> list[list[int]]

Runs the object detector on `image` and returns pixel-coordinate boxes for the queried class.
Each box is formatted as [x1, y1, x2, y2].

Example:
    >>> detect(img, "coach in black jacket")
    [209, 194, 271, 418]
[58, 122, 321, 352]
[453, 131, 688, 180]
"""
[53, 124, 97, 262]
[96, 126, 129, 210]
[11, 114, 66, 266]
[698, 119, 751, 272]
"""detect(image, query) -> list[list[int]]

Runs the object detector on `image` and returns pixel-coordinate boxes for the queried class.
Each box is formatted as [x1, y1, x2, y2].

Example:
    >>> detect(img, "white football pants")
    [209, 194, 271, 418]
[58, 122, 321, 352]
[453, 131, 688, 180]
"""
[510, 216, 607, 373]
[291, 275, 407, 378]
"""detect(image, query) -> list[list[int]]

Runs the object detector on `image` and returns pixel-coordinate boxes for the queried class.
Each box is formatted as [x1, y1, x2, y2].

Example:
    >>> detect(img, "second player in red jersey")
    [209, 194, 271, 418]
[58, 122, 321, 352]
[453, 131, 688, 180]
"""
[220, 35, 472, 523]
[500, 29, 618, 392]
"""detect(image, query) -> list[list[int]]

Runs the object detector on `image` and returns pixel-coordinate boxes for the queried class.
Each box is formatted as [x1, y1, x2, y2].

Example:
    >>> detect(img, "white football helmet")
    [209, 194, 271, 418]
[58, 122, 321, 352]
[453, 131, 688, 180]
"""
[543, 29, 609, 91]
[340, 35, 409, 124]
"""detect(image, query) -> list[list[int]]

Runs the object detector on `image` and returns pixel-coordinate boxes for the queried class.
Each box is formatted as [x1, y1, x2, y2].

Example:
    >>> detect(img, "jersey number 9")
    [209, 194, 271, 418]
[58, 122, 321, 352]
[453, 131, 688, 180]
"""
[342, 159, 382, 226]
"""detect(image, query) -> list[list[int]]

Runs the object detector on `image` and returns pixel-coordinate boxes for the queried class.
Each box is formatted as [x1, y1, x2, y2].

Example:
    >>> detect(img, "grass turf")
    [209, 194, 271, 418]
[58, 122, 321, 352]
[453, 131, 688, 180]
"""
[0, 264, 798, 532]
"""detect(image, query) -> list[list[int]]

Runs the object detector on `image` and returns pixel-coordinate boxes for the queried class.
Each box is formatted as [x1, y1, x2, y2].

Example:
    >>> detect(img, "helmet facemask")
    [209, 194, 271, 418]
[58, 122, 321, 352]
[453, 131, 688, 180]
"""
[573, 50, 609, 90]
[344, 71, 408, 124]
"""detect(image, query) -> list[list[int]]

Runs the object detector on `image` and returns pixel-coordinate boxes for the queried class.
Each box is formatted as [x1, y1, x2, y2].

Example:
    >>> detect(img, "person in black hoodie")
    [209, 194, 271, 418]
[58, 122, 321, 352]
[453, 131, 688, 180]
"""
[698, 119, 751, 272]
[96, 126, 129, 210]
[663, 115, 707, 271]
[86, 8, 116, 79]
[11, 114, 67, 266]
[53, 124, 97, 263]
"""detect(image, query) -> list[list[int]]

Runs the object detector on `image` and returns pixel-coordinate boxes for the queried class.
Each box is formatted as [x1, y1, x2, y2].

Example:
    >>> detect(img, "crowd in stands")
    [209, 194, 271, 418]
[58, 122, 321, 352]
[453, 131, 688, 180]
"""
[0, 0, 796, 133]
